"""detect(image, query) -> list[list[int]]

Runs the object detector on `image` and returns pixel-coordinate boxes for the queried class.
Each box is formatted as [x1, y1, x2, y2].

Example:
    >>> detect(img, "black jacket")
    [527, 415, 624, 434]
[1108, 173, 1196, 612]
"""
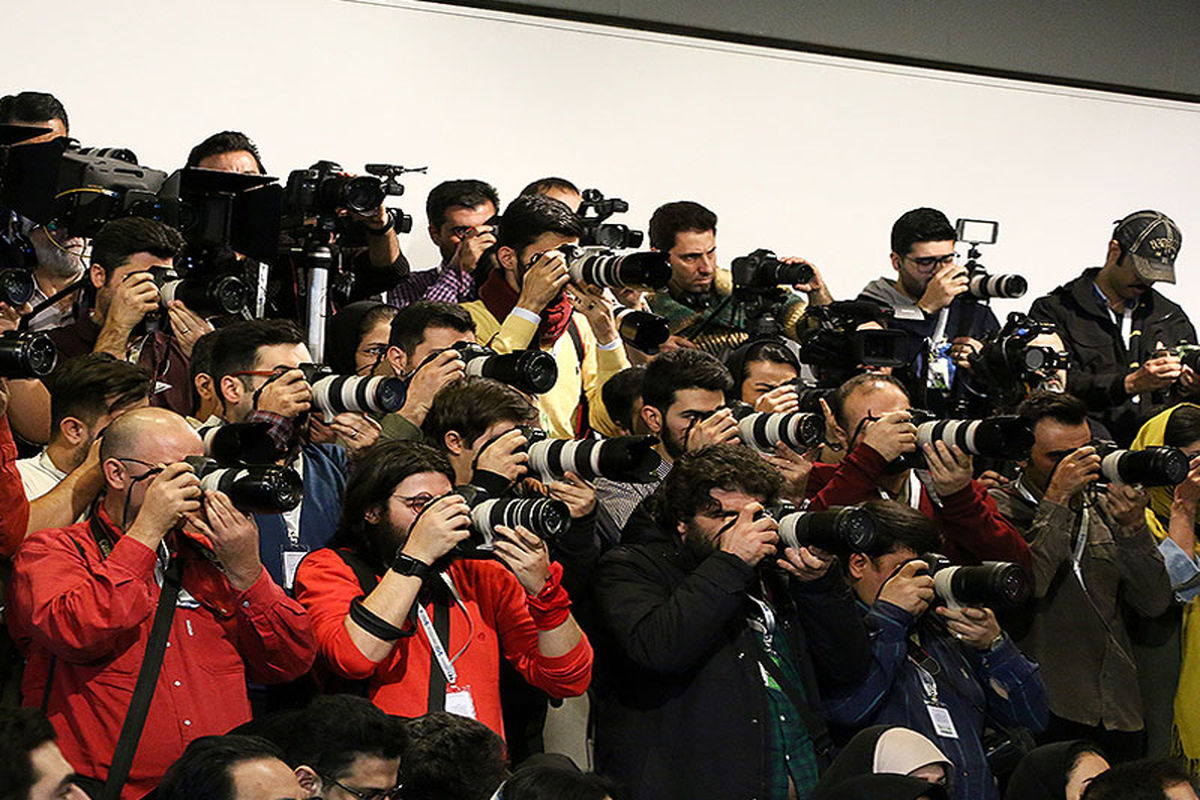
[1028, 267, 1197, 445]
[591, 510, 871, 800]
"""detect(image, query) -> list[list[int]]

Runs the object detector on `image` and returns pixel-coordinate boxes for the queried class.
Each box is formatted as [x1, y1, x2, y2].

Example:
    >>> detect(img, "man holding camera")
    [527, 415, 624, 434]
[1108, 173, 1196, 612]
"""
[990, 392, 1172, 761]
[1029, 211, 1197, 446]
[293, 440, 592, 737]
[592, 443, 870, 800]
[826, 499, 1047, 800]
[7, 406, 315, 799]
[463, 193, 628, 439]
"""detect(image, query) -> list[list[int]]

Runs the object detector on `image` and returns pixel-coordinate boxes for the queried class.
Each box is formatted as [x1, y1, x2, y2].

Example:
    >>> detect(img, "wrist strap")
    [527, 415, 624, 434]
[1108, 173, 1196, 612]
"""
[368, 209, 395, 235]
[527, 561, 571, 630]
[349, 596, 413, 641]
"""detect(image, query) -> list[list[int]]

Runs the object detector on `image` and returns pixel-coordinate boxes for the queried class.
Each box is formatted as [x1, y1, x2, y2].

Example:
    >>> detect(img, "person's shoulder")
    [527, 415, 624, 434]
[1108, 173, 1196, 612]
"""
[16, 520, 92, 560]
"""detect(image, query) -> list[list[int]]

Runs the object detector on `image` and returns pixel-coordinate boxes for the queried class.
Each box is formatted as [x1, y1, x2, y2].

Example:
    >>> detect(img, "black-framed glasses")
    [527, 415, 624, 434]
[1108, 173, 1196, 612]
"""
[320, 774, 403, 800]
[115, 457, 164, 482]
[904, 253, 957, 268]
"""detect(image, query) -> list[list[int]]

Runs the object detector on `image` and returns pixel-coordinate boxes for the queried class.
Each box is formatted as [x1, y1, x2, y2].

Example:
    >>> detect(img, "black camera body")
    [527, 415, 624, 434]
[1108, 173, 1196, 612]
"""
[970, 312, 1067, 399]
[298, 363, 408, 416]
[1088, 439, 1189, 486]
[795, 301, 911, 381]
[184, 455, 302, 514]
[614, 307, 670, 354]
[0, 329, 57, 379]
[577, 188, 643, 249]
[917, 552, 1031, 610]
[731, 249, 814, 290]
[282, 161, 416, 236]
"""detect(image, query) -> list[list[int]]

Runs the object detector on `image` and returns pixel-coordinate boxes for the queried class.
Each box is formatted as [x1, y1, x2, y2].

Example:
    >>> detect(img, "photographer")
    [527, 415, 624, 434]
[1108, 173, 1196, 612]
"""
[390, 179, 500, 306]
[1029, 211, 1196, 446]
[463, 193, 628, 439]
[811, 373, 1032, 571]
[292, 440, 593, 738]
[990, 392, 1172, 762]
[591, 443, 869, 800]
[826, 500, 1047, 800]
[7, 407, 316, 798]
[857, 208, 1001, 416]
[644, 201, 831, 354]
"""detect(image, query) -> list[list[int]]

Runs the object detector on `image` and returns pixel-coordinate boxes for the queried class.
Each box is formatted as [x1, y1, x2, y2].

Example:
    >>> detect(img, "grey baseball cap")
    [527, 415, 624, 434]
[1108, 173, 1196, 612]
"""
[1113, 210, 1182, 284]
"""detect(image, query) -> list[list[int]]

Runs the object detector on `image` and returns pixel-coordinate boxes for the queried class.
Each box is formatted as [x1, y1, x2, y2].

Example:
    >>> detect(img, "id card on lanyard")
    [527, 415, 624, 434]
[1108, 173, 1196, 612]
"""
[415, 576, 477, 720]
[913, 658, 960, 739]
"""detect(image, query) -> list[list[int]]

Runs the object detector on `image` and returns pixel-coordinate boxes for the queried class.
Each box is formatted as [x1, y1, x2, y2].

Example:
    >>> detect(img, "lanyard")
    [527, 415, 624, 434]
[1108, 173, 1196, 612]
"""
[1014, 476, 1089, 587]
[913, 657, 940, 704]
[414, 573, 468, 687]
[747, 595, 777, 650]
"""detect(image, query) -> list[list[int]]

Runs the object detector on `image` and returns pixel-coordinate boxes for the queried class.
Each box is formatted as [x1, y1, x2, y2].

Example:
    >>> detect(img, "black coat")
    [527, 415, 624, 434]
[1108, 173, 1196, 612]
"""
[591, 509, 872, 800]
[1029, 267, 1197, 444]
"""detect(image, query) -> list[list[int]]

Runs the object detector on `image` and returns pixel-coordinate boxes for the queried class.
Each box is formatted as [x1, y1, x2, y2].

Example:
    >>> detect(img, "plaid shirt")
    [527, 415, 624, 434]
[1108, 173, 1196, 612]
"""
[752, 623, 820, 800]
[387, 261, 476, 307]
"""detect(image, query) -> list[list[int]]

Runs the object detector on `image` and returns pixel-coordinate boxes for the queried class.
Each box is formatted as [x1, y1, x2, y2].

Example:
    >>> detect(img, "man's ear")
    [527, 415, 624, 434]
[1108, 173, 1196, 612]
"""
[1106, 238, 1123, 268]
[497, 245, 518, 275]
[102, 458, 126, 491]
[428, 223, 442, 248]
[847, 552, 870, 581]
[364, 503, 385, 525]
[294, 765, 322, 796]
[819, 398, 847, 451]
[59, 416, 88, 447]
[385, 345, 407, 377]
[444, 430, 466, 457]
[888, 251, 902, 275]
[676, 519, 687, 538]
[218, 375, 244, 407]
[641, 404, 663, 435]
[89, 262, 107, 291]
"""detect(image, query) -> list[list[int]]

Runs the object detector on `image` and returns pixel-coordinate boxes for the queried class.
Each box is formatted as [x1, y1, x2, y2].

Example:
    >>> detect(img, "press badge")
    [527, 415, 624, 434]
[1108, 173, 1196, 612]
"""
[445, 685, 477, 720]
[926, 704, 960, 739]
[282, 546, 309, 591]
[926, 341, 955, 391]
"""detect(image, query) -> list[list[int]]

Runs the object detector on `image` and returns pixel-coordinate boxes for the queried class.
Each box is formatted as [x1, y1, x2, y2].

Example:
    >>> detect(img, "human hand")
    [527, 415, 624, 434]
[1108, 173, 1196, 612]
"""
[612, 287, 648, 310]
[685, 407, 741, 451]
[877, 559, 935, 615]
[1180, 365, 1200, 395]
[776, 545, 833, 582]
[107, 272, 160, 331]
[917, 262, 968, 314]
[923, 441, 972, 496]
[400, 493, 472, 564]
[449, 224, 497, 275]
[936, 605, 1002, 649]
[493, 524, 553, 595]
[754, 385, 800, 414]
[399, 348, 466, 425]
[127, 461, 203, 546]
[765, 443, 818, 503]
[976, 470, 1011, 491]
[516, 249, 571, 313]
[189, 490, 261, 591]
[547, 471, 596, 519]
[566, 282, 618, 344]
[328, 412, 382, 454]
[474, 428, 530, 483]
[1126, 344, 1182, 394]
[1174, 456, 1200, 509]
[166, 300, 214, 358]
[1098, 482, 1150, 531]
[949, 336, 982, 370]
[860, 409, 917, 462]
[1044, 445, 1101, 505]
[718, 502, 780, 567]
[785, 257, 833, 304]
[659, 334, 697, 352]
[0, 301, 31, 334]
[255, 369, 313, 419]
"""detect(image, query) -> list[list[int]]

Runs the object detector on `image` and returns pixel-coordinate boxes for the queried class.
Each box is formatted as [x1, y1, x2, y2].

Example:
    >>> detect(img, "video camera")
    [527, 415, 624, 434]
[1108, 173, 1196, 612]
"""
[577, 188, 643, 249]
[184, 455, 303, 515]
[298, 363, 408, 417]
[764, 503, 879, 558]
[954, 218, 1027, 300]
[450, 485, 571, 558]
[282, 160, 419, 235]
[969, 312, 1069, 403]
[1088, 439, 1189, 486]
[918, 553, 1031, 610]
[525, 432, 664, 484]
[559, 244, 671, 291]
[795, 301, 911, 376]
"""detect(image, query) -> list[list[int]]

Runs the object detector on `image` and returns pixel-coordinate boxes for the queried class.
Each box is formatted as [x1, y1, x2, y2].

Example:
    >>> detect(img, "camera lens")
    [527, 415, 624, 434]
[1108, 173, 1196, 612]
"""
[0, 268, 36, 306]
[309, 373, 407, 415]
[462, 348, 558, 395]
[776, 507, 876, 555]
[0, 331, 58, 379]
[341, 176, 386, 213]
[563, 247, 671, 290]
[968, 272, 1028, 299]
[186, 456, 303, 514]
[734, 410, 825, 451]
[615, 308, 670, 353]
[527, 436, 663, 483]
[914, 416, 1033, 460]
[1099, 445, 1189, 486]
[471, 497, 570, 543]
[932, 562, 1031, 609]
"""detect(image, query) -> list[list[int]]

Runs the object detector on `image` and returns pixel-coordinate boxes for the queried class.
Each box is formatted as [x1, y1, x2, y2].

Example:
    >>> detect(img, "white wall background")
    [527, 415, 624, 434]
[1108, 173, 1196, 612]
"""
[4, 0, 1200, 318]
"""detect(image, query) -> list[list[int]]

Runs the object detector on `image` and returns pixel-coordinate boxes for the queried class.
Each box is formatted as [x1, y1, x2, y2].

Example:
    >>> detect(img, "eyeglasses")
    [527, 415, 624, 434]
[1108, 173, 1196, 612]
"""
[320, 774, 403, 800]
[115, 457, 164, 481]
[903, 253, 957, 268]
[391, 492, 435, 513]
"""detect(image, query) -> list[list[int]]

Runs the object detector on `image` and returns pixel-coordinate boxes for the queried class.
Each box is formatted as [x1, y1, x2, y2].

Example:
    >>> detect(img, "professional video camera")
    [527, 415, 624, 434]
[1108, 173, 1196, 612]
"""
[727, 402, 825, 451]
[282, 160, 419, 233]
[795, 300, 911, 382]
[0, 330, 57, 378]
[954, 218, 1027, 300]
[918, 553, 1031, 609]
[184, 455, 303, 514]
[559, 244, 671, 291]
[298, 363, 408, 417]
[455, 342, 558, 395]
[526, 432, 663, 483]
[614, 307, 670, 353]
[450, 485, 571, 558]
[577, 188, 643, 249]
[969, 312, 1069, 405]
[765, 503, 879, 557]
[897, 411, 1034, 467]
[1089, 439, 1189, 486]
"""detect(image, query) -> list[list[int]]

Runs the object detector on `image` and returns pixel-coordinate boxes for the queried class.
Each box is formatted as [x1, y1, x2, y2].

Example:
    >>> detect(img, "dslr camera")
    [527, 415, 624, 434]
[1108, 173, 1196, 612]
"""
[917, 553, 1031, 610]
[525, 432, 664, 484]
[1088, 439, 1189, 486]
[559, 244, 671, 291]
[577, 188, 643, 249]
[0, 330, 57, 379]
[970, 312, 1068, 403]
[764, 503, 879, 558]
[298, 363, 408, 417]
[897, 411, 1034, 468]
[184, 455, 303, 515]
[147, 264, 250, 317]
[731, 249, 814, 289]
[455, 342, 558, 395]
[728, 402, 825, 452]
[450, 485, 571, 558]
[954, 218, 1027, 300]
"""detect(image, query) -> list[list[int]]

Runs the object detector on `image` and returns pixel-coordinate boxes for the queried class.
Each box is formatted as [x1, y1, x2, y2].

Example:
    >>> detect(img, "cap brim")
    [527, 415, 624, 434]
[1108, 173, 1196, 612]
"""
[1131, 253, 1175, 284]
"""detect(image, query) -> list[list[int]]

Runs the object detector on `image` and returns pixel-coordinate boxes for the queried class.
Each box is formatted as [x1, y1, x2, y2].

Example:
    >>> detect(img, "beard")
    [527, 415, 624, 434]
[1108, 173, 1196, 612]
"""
[32, 232, 86, 280]
[363, 516, 407, 566]
[661, 424, 687, 459]
[897, 270, 929, 300]
[678, 519, 720, 565]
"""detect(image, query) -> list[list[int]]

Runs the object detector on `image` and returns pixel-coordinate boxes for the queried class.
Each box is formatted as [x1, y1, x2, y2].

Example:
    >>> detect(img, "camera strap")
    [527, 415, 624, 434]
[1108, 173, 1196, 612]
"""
[417, 573, 469, 711]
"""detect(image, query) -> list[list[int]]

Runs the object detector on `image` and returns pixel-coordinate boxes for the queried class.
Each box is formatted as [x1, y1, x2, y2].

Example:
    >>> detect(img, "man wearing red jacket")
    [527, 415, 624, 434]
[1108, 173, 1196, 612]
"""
[8, 407, 316, 799]
[294, 440, 592, 738]
[810, 373, 1032, 572]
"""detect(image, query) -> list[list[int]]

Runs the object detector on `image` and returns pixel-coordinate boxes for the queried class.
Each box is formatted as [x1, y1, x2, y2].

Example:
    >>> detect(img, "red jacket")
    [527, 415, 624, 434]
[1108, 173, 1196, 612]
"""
[807, 443, 1033, 573]
[294, 548, 593, 738]
[0, 415, 30, 557]
[8, 507, 316, 798]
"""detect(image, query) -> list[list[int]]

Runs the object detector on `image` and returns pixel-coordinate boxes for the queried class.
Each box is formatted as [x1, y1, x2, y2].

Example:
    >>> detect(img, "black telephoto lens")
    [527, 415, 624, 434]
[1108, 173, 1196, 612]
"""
[933, 561, 1031, 609]
[615, 308, 670, 353]
[461, 347, 558, 395]
[777, 507, 877, 555]
[0, 330, 57, 378]
[1098, 445, 1189, 486]
[186, 456, 303, 514]
[0, 268, 36, 306]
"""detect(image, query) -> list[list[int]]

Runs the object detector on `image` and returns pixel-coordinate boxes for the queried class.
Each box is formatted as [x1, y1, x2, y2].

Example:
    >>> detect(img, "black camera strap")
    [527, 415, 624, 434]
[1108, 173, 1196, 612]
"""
[425, 595, 452, 712]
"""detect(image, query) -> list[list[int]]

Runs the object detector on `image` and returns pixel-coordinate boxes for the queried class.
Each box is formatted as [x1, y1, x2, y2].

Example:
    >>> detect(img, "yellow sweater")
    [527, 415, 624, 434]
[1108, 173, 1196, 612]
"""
[462, 301, 628, 439]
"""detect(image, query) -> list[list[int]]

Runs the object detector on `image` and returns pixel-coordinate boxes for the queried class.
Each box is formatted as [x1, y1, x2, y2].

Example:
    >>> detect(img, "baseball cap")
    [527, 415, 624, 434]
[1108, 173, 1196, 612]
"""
[1113, 210, 1182, 284]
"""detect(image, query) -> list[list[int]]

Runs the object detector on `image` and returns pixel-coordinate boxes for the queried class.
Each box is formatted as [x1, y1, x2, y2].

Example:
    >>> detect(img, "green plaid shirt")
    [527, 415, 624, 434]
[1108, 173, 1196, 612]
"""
[752, 621, 821, 800]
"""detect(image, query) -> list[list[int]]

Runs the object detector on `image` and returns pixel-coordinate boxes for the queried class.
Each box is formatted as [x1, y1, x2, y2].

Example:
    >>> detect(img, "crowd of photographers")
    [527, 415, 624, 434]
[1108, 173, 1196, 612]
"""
[2, 88, 1200, 800]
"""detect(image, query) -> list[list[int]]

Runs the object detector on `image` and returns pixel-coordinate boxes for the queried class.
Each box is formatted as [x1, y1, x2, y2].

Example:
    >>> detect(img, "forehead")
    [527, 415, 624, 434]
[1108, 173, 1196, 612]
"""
[10, 117, 67, 144]
[196, 149, 260, 175]
[843, 382, 908, 421]
[442, 203, 495, 228]
[521, 231, 578, 258]
[1033, 418, 1091, 450]
[745, 359, 798, 384]
[670, 229, 715, 254]
[419, 325, 471, 352]
[253, 342, 312, 369]
[708, 486, 761, 513]
[904, 239, 956, 257]
[394, 471, 452, 497]
[667, 387, 725, 413]
[108, 252, 172, 277]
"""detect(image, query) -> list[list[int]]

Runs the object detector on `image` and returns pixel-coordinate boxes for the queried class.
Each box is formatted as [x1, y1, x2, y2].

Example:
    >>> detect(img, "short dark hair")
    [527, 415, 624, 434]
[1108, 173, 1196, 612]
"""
[828, 373, 910, 429]
[496, 193, 584, 256]
[209, 319, 305, 383]
[890, 207, 956, 256]
[641, 349, 733, 413]
[602, 366, 645, 434]
[0, 91, 68, 131]
[648, 201, 717, 252]
[401, 712, 508, 800]
[501, 765, 618, 800]
[389, 301, 475, 357]
[1081, 757, 1195, 800]
[656, 443, 782, 532]
[190, 329, 220, 383]
[0, 707, 58, 800]
[426, 179, 500, 229]
[186, 130, 266, 173]
[48, 353, 152, 432]
[727, 339, 799, 399]
[326, 301, 397, 376]
[422, 377, 537, 450]
[519, 176, 580, 198]
[1164, 405, 1200, 449]
[858, 499, 943, 560]
[334, 440, 455, 562]
[269, 695, 406, 780]
[1018, 391, 1089, 430]
[157, 735, 288, 800]
[90, 217, 185, 277]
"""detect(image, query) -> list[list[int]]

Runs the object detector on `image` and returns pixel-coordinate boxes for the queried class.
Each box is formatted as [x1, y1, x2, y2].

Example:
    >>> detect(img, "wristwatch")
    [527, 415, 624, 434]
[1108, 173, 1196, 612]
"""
[391, 552, 432, 579]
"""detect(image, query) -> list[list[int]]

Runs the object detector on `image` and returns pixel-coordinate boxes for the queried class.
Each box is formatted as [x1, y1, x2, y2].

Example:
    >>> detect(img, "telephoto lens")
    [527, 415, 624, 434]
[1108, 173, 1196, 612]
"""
[184, 456, 303, 514]
[527, 435, 664, 483]
[614, 307, 670, 354]
[919, 552, 1031, 610]
[560, 245, 672, 290]
[299, 363, 407, 416]
[0, 268, 36, 307]
[914, 415, 1033, 460]
[967, 269, 1027, 300]
[731, 249, 814, 288]
[457, 343, 558, 395]
[729, 403, 825, 451]
[775, 506, 877, 556]
[1091, 440, 1189, 486]
[0, 330, 57, 379]
[199, 422, 283, 465]
[154, 268, 249, 316]
[452, 485, 571, 556]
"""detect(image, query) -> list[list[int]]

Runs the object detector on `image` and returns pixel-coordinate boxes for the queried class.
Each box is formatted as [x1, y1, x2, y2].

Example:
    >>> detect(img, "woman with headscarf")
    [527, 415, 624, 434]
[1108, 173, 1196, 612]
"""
[324, 300, 397, 376]
[818, 774, 948, 800]
[1003, 741, 1109, 800]
[1131, 403, 1200, 773]
[812, 726, 953, 800]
